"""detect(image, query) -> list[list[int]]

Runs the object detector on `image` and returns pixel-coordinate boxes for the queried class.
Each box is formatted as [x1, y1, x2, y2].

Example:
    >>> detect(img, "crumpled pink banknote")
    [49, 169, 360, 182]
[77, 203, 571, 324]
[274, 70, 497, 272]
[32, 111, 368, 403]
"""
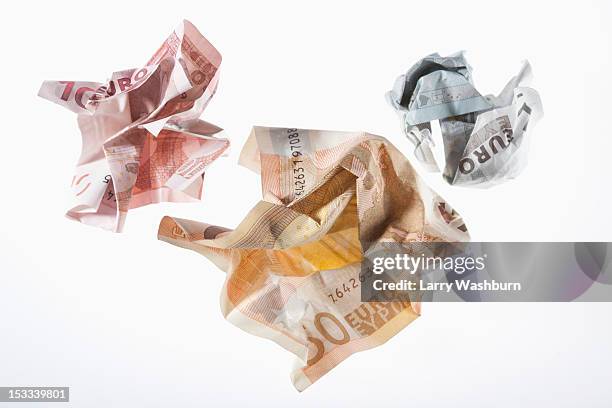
[39, 20, 229, 232]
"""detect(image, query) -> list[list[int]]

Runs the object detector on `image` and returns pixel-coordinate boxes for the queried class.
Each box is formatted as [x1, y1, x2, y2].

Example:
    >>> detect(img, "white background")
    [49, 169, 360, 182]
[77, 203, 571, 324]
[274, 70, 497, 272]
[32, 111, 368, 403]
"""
[1, 0, 611, 406]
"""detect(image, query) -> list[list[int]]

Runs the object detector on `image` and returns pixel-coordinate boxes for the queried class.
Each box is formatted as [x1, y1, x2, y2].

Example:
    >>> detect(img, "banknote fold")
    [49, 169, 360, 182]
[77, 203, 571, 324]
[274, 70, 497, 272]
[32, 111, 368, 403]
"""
[39, 20, 229, 231]
[158, 127, 469, 390]
[387, 51, 543, 187]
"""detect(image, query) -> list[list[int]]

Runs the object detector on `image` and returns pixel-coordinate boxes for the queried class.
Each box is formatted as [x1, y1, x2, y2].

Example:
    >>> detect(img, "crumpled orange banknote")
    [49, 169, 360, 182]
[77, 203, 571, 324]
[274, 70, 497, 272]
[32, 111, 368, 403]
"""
[39, 20, 229, 232]
[158, 126, 469, 390]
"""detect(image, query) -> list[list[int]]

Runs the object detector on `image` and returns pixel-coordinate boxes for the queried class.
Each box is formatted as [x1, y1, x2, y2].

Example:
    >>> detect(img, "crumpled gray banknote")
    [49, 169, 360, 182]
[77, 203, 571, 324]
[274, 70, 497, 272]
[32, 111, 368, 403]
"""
[387, 51, 543, 188]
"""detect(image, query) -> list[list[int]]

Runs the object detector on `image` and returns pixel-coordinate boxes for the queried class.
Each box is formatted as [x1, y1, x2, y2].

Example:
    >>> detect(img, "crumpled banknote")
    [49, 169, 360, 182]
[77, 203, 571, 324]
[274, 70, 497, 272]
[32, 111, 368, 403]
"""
[39, 20, 229, 231]
[387, 51, 543, 187]
[158, 127, 469, 390]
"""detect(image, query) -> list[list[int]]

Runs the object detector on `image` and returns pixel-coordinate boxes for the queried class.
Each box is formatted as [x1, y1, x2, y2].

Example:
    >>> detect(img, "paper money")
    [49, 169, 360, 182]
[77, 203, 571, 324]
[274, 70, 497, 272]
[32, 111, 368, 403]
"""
[158, 127, 469, 390]
[39, 20, 229, 231]
[387, 52, 543, 187]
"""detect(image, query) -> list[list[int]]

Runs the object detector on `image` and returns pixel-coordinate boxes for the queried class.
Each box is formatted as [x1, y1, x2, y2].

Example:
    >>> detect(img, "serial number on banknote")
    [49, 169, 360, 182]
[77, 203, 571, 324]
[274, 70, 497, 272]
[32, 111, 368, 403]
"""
[327, 269, 374, 303]
[287, 128, 306, 196]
